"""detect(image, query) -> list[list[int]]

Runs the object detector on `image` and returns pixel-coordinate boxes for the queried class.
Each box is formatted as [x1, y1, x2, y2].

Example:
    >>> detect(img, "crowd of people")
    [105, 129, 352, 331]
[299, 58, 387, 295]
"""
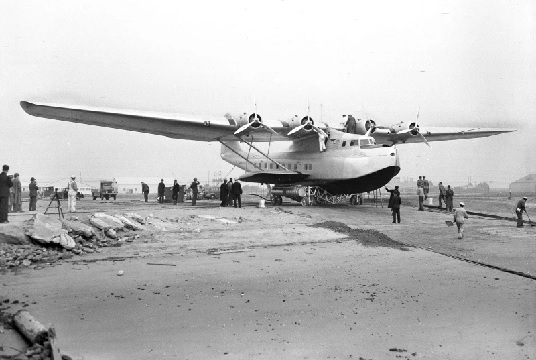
[0, 164, 40, 223]
[219, 178, 243, 208]
[385, 175, 530, 238]
[141, 177, 244, 208]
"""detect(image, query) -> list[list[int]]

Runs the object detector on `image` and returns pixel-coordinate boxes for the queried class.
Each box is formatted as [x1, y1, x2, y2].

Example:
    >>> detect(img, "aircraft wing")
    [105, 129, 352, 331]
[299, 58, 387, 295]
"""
[20, 101, 320, 143]
[372, 126, 516, 146]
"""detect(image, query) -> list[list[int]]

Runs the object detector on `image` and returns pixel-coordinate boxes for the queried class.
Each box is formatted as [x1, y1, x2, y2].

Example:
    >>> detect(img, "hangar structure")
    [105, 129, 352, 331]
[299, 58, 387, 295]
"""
[509, 174, 536, 195]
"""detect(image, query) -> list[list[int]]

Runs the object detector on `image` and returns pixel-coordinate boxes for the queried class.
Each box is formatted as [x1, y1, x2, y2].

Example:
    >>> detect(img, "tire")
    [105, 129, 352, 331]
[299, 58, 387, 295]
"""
[105, 195, 109, 200]
[93, 196, 96, 200]
[112, 195, 116, 200]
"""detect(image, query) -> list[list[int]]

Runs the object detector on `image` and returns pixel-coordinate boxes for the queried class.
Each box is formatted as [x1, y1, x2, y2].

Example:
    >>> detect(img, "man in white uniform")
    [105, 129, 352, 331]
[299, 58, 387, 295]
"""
[67, 175, 78, 212]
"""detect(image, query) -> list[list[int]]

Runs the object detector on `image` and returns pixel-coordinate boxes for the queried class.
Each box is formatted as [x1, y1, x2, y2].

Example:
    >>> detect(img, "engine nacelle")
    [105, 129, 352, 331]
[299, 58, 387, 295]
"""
[248, 113, 262, 128]
[301, 116, 314, 131]
[351, 117, 376, 135]
[391, 121, 420, 135]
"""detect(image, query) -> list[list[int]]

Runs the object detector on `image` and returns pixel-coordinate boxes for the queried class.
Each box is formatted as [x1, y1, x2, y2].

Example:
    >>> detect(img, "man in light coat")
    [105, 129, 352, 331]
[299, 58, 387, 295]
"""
[67, 175, 78, 212]
[417, 186, 424, 211]
[454, 202, 469, 239]
[12, 173, 22, 212]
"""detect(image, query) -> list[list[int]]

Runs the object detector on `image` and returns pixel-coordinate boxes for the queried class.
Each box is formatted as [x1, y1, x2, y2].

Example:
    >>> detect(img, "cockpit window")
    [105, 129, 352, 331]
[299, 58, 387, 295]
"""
[359, 138, 376, 147]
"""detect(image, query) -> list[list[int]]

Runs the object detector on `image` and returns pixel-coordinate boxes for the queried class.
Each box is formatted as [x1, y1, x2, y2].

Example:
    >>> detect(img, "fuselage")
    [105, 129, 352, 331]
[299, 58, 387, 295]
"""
[221, 129, 400, 194]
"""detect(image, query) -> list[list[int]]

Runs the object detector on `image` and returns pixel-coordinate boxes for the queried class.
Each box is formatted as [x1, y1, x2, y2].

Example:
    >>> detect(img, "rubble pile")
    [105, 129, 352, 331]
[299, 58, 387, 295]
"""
[0, 212, 146, 271]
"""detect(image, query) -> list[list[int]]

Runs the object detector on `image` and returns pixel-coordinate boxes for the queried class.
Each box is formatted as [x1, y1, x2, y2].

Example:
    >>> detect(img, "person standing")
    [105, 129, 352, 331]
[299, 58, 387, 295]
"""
[438, 182, 446, 209]
[227, 178, 234, 207]
[416, 176, 424, 189]
[12, 173, 22, 212]
[220, 179, 228, 207]
[445, 185, 454, 212]
[172, 180, 180, 205]
[0, 165, 13, 223]
[385, 186, 400, 209]
[423, 176, 430, 200]
[29, 177, 39, 211]
[391, 192, 402, 223]
[67, 175, 78, 212]
[345, 115, 356, 134]
[417, 186, 424, 211]
[190, 178, 200, 206]
[141, 182, 149, 202]
[454, 202, 469, 239]
[516, 196, 528, 227]
[158, 179, 165, 204]
[231, 179, 242, 208]
[8, 175, 14, 213]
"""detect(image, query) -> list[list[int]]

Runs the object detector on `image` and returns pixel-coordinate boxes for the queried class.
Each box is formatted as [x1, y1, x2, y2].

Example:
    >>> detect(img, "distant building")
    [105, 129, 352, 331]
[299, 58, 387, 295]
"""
[510, 174, 536, 195]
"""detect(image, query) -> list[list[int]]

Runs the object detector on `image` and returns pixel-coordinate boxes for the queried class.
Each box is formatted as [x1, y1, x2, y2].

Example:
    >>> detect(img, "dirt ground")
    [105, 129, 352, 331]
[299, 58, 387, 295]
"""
[1, 195, 535, 360]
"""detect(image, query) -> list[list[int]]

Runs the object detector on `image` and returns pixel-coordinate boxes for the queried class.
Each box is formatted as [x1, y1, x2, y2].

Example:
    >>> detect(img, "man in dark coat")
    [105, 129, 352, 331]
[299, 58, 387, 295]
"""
[190, 178, 200, 206]
[438, 182, 446, 209]
[220, 179, 228, 207]
[345, 115, 357, 134]
[445, 185, 454, 212]
[158, 179, 165, 204]
[231, 179, 243, 208]
[0, 165, 13, 223]
[172, 180, 180, 205]
[141, 182, 149, 202]
[385, 186, 400, 208]
[391, 192, 402, 223]
[227, 178, 234, 206]
[516, 196, 528, 227]
[29, 177, 39, 211]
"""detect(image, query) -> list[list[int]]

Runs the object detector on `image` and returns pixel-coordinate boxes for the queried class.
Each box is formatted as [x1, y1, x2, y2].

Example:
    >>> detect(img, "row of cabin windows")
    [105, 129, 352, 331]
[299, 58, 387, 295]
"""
[253, 163, 313, 171]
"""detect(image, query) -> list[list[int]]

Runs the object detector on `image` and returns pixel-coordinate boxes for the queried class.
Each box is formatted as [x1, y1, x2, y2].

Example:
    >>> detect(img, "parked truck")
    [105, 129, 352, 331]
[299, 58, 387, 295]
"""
[92, 180, 118, 200]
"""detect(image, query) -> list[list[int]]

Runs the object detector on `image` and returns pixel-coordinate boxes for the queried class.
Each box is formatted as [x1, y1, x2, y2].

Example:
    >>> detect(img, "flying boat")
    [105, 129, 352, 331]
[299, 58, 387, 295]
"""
[20, 101, 514, 205]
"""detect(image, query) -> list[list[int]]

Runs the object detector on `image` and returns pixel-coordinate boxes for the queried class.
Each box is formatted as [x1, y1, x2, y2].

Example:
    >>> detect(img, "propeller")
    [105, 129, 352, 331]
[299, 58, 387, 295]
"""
[396, 119, 430, 147]
[287, 116, 314, 135]
[288, 116, 328, 151]
[234, 112, 278, 136]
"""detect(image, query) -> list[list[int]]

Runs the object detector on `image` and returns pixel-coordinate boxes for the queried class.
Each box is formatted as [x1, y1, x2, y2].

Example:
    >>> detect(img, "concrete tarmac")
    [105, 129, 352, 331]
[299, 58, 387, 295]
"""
[1, 198, 535, 359]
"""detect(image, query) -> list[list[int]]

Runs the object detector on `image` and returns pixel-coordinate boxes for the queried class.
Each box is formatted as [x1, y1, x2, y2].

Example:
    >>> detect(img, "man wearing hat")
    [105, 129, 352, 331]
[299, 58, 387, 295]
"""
[0, 165, 13, 223]
[190, 177, 200, 206]
[516, 197, 528, 227]
[67, 175, 78, 212]
[454, 202, 469, 239]
[158, 179, 165, 204]
[29, 177, 39, 211]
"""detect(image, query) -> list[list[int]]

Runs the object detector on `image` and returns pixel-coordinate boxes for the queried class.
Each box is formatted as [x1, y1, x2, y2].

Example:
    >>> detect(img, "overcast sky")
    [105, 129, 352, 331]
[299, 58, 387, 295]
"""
[1, 0, 535, 188]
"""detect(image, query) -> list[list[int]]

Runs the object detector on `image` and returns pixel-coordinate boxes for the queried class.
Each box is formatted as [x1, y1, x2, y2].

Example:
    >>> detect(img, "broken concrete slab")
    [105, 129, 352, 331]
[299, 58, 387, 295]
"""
[92, 213, 124, 230]
[0, 223, 31, 245]
[26, 214, 66, 244]
[115, 214, 146, 231]
[62, 219, 96, 238]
